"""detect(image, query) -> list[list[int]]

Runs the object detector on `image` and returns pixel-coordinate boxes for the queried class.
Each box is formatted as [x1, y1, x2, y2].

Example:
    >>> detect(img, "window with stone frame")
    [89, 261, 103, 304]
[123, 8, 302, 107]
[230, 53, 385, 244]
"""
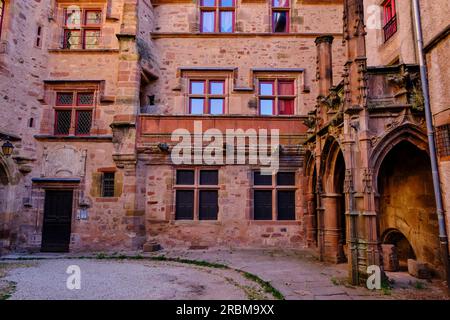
[253, 171, 296, 220]
[382, 0, 397, 42]
[54, 91, 95, 136]
[174, 169, 219, 220]
[0, 0, 5, 39]
[189, 79, 226, 114]
[101, 172, 115, 197]
[63, 7, 102, 49]
[200, 0, 235, 33]
[258, 79, 296, 115]
[271, 0, 290, 33]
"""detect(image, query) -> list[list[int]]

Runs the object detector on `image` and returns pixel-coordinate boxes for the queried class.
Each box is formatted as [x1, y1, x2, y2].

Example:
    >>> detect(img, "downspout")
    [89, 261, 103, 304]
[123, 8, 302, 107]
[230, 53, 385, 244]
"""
[411, 0, 450, 290]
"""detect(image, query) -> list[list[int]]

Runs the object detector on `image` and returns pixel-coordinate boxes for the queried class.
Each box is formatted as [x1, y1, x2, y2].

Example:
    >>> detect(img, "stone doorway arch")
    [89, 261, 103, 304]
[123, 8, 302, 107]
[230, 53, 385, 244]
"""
[382, 228, 416, 271]
[377, 140, 442, 276]
[320, 137, 347, 263]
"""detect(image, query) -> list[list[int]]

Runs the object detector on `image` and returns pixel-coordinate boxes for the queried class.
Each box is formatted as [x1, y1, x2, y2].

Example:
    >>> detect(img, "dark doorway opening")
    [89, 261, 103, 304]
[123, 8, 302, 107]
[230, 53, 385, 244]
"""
[382, 229, 416, 271]
[334, 151, 347, 262]
[41, 190, 73, 252]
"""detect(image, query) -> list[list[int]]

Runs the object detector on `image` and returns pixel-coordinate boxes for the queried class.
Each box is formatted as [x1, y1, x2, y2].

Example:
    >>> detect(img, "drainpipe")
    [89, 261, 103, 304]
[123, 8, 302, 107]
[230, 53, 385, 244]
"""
[412, 0, 450, 289]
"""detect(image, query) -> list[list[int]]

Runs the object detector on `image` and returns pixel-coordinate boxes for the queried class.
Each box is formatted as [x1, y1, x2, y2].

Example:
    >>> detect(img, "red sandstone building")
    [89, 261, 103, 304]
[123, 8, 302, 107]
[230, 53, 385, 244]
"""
[0, 0, 449, 284]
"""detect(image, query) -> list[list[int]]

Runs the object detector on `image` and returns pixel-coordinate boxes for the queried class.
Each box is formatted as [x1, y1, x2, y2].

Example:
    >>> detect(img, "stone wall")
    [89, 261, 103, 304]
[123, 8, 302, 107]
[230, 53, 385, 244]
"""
[144, 164, 305, 249]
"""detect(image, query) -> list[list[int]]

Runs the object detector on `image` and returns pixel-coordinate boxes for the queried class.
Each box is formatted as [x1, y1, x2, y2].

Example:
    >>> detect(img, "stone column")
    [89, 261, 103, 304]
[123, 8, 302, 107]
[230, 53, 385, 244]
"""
[315, 36, 334, 98]
[321, 193, 342, 263]
[305, 192, 317, 247]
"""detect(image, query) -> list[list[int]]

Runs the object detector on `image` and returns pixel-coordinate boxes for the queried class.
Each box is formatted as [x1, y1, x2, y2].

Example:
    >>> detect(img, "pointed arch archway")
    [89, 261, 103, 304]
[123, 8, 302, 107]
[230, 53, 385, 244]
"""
[320, 137, 347, 263]
[371, 125, 443, 276]
[304, 151, 319, 247]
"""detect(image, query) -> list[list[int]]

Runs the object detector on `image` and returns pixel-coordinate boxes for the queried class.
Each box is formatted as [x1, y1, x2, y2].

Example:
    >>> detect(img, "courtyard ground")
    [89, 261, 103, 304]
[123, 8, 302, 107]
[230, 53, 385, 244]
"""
[0, 249, 448, 300]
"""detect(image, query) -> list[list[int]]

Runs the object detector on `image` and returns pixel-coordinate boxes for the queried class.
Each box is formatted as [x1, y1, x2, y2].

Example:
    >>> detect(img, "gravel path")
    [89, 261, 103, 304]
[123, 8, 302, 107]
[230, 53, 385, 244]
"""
[1, 259, 270, 300]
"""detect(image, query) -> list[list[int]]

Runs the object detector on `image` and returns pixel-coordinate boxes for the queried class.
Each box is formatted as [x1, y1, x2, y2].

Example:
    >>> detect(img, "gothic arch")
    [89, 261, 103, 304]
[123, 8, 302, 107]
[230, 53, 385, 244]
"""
[370, 124, 429, 194]
[320, 136, 346, 194]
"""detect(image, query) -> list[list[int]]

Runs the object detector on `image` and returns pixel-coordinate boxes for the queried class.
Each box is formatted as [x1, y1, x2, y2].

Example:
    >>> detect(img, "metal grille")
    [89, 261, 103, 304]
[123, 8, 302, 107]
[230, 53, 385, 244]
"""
[384, 15, 397, 42]
[64, 30, 82, 49]
[55, 110, 71, 135]
[86, 11, 102, 24]
[102, 172, 115, 197]
[436, 124, 450, 157]
[84, 30, 100, 49]
[77, 93, 94, 105]
[75, 111, 92, 135]
[56, 93, 74, 106]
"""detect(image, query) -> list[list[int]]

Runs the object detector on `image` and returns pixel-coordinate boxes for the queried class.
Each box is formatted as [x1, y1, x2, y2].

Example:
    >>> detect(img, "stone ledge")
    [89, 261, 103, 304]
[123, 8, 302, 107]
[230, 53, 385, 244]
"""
[48, 49, 120, 54]
[34, 135, 113, 142]
[151, 32, 344, 39]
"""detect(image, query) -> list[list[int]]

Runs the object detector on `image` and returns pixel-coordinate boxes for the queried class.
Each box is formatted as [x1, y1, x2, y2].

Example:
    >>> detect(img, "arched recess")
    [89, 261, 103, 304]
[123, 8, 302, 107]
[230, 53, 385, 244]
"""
[371, 124, 429, 194]
[382, 228, 416, 270]
[375, 132, 442, 276]
[320, 137, 347, 262]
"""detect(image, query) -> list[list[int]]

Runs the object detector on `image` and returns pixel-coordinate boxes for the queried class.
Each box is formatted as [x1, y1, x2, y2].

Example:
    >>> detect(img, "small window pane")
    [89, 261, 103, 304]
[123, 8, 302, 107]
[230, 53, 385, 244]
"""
[176, 190, 194, 220]
[260, 82, 274, 95]
[77, 93, 94, 105]
[102, 172, 115, 197]
[202, 11, 216, 32]
[279, 99, 294, 115]
[199, 190, 218, 220]
[201, 11, 215, 33]
[254, 190, 272, 220]
[220, 0, 234, 7]
[190, 98, 205, 114]
[276, 172, 295, 186]
[278, 81, 294, 95]
[56, 93, 74, 106]
[273, 11, 288, 33]
[64, 30, 82, 49]
[84, 30, 100, 49]
[260, 99, 274, 115]
[85, 11, 102, 24]
[190, 81, 205, 94]
[176, 170, 195, 185]
[277, 190, 295, 220]
[202, 0, 215, 6]
[55, 110, 72, 135]
[210, 81, 224, 95]
[200, 170, 218, 185]
[210, 99, 224, 114]
[75, 111, 92, 135]
[220, 11, 233, 33]
[273, 0, 289, 7]
[254, 171, 272, 185]
[66, 10, 81, 26]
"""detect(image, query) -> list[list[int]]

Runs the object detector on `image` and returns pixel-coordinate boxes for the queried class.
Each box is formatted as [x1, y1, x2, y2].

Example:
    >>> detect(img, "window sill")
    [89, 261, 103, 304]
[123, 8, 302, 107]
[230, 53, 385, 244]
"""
[250, 220, 300, 225]
[151, 32, 342, 39]
[171, 220, 221, 225]
[34, 134, 113, 142]
[48, 48, 120, 53]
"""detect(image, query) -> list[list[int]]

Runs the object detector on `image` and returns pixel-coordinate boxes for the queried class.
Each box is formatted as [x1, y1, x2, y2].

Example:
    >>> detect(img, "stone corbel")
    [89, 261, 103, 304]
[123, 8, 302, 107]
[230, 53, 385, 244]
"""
[12, 156, 35, 175]
[112, 154, 137, 170]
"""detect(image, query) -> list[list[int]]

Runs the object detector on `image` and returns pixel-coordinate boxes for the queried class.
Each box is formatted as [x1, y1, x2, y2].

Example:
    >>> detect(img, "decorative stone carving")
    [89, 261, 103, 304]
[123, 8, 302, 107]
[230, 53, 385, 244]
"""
[41, 146, 87, 178]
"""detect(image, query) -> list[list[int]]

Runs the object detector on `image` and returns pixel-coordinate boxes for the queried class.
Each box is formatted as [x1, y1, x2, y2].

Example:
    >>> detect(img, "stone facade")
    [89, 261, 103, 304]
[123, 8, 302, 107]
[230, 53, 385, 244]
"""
[0, 0, 449, 284]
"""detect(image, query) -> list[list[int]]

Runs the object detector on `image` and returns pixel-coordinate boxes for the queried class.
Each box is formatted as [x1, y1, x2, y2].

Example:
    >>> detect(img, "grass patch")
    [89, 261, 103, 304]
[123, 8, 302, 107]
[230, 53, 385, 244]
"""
[241, 271, 284, 300]
[331, 277, 339, 286]
[381, 278, 392, 295]
[412, 280, 426, 290]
